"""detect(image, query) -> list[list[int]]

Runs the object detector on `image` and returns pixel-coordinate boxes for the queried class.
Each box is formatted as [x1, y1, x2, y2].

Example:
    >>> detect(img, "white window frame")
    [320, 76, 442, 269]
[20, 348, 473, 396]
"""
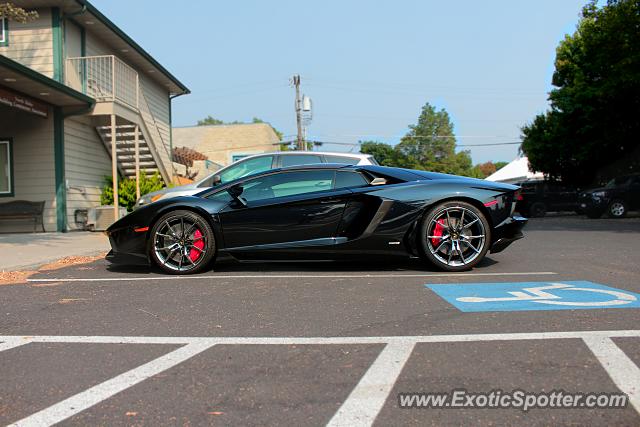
[0, 18, 7, 45]
[0, 140, 12, 196]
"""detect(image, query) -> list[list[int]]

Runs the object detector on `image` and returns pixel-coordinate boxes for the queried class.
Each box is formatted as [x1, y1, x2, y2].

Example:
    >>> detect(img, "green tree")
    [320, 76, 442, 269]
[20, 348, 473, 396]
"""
[494, 161, 508, 171]
[101, 173, 164, 212]
[360, 141, 398, 166]
[196, 115, 224, 126]
[0, 2, 38, 22]
[359, 103, 476, 176]
[521, 0, 640, 185]
[395, 102, 474, 175]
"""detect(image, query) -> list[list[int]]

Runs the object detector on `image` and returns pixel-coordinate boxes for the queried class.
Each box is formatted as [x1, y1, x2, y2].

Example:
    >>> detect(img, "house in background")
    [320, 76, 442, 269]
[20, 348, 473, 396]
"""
[0, 0, 189, 232]
[172, 123, 281, 179]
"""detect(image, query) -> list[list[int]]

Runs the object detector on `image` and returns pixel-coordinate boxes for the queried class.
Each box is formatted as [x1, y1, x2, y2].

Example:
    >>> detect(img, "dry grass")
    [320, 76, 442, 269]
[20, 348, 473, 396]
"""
[0, 252, 106, 286]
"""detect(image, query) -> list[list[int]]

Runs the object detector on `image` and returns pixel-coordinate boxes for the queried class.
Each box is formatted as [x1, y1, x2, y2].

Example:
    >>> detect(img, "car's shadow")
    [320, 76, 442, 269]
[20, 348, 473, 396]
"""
[105, 256, 499, 275]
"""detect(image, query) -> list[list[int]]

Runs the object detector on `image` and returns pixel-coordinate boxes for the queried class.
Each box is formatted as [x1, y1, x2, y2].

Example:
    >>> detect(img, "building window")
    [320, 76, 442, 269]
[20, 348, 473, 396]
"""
[0, 139, 13, 196]
[0, 18, 8, 46]
[231, 154, 249, 163]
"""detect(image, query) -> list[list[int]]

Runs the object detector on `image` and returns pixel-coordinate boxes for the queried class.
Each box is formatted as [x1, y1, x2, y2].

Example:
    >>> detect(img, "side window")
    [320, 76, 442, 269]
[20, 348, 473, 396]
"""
[0, 139, 13, 196]
[325, 155, 358, 165]
[281, 154, 322, 167]
[218, 156, 274, 184]
[335, 171, 368, 189]
[241, 170, 334, 202]
[0, 19, 8, 47]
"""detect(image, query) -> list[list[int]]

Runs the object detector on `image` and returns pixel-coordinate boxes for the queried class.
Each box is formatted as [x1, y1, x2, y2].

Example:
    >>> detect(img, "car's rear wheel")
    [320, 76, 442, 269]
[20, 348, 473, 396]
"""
[149, 210, 215, 274]
[608, 200, 627, 218]
[419, 201, 491, 272]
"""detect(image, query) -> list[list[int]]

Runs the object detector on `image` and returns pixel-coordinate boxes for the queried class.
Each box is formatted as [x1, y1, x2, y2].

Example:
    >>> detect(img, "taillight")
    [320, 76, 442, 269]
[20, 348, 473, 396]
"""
[515, 190, 523, 201]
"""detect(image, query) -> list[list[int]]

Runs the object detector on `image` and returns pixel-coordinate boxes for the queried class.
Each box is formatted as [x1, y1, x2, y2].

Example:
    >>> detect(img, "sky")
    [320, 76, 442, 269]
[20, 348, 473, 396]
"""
[92, 0, 586, 164]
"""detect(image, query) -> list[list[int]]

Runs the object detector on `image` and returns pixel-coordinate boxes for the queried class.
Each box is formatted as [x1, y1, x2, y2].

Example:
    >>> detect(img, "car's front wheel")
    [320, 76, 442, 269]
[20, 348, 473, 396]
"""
[608, 200, 627, 218]
[419, 201, 491, 272]
[149, 210, 216, 274]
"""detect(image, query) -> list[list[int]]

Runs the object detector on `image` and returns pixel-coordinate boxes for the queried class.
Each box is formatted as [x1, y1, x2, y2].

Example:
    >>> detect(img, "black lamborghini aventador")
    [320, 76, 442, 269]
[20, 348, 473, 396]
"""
[106, 164, 526, 274]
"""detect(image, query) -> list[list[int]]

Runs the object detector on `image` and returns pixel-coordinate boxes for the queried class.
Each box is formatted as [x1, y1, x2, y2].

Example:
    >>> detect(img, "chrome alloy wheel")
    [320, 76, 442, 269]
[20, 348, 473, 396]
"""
[153, 216, 208, 272]
[426, 206, 487, 267]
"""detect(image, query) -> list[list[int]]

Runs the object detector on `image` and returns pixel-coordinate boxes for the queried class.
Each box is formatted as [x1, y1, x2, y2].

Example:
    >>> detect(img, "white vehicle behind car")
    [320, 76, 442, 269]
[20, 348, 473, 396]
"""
[136, 151, 378, 207]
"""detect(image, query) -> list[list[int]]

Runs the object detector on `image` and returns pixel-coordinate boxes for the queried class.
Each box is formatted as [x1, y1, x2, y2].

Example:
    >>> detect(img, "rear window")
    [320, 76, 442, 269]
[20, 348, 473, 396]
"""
[324, 155, 358, 165]
[281, 154, 323, 167]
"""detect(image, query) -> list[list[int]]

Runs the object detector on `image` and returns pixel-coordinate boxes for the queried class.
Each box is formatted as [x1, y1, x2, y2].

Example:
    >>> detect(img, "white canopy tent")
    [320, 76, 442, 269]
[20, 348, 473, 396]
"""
[485, 156, 544, 184]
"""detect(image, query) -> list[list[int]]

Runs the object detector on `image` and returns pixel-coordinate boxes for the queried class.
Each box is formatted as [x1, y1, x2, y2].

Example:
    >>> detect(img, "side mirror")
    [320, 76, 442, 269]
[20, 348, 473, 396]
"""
[227, 185, 247, 207]
[370, 177, 387, 186]
[211, 175, 222, 186]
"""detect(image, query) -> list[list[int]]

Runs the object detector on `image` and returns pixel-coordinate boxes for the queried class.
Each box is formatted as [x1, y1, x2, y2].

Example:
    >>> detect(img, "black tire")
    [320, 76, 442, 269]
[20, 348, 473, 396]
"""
[419, 201, 491, 272]
[608, 200, 627, 218]
[149, 210, 216, 274]
[529, 202, 547, 218]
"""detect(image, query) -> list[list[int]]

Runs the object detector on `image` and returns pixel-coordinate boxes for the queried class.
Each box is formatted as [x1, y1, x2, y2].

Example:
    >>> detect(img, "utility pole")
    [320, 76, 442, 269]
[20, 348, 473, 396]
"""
[292, 75, 304, 150]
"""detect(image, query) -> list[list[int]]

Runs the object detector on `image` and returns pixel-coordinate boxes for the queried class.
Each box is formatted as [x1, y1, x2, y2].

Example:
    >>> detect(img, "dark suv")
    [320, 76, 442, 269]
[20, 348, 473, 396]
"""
[579, 174, 640, 218]
[515, 180, 581, 217]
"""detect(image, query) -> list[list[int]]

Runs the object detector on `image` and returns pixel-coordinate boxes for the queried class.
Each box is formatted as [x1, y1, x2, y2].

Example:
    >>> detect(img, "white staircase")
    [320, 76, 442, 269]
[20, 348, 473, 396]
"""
[96, 124, 161, 179]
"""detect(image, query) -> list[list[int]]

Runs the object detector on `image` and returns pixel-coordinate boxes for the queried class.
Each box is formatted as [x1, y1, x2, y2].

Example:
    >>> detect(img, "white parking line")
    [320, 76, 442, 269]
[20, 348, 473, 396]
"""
[26, 271, 558, 283]
[2, 330, 638, 426]
[328, 340, 416, 427]
[8, 340, 217, 427]
[583, 336, 640, 413]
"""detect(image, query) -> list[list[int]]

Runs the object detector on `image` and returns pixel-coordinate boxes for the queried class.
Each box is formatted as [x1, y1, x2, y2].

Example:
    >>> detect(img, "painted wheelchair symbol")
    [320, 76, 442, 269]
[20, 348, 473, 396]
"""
[456, 283, 637, 307]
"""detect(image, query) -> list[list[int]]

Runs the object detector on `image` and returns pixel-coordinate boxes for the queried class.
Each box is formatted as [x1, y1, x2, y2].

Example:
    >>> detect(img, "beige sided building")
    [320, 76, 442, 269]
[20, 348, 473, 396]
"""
[0, 0, 189, 232]
[172, 123, 281, 171]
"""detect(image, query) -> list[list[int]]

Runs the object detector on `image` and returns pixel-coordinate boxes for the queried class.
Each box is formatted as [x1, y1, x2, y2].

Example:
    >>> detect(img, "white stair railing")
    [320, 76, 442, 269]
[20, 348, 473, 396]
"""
[66, 55, 174, 183]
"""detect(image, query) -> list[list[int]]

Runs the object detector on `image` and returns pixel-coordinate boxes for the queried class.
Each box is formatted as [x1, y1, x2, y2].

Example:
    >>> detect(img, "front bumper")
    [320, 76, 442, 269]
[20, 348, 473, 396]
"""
[105, 226, 150, 265]
[490, 215, 527, 254]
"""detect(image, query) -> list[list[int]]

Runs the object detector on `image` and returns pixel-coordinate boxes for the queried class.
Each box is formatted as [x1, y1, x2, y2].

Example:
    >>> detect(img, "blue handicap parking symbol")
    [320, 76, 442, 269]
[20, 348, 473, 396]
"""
[426, 281, 640, 312]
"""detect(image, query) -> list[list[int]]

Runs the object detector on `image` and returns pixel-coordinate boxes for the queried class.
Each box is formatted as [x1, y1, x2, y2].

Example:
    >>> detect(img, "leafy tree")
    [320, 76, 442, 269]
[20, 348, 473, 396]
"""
[196, 115, 224, 126]
[494, 161, 508, 171]
[101, 172, 164, 212]
[521, 0, 640, 185]
[0, 2, 38, 22]
[359, 141, 398, 166]
[360, 103, 475, 176]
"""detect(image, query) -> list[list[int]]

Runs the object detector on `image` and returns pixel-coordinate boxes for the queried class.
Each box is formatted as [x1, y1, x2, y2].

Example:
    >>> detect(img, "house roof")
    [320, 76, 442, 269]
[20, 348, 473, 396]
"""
[0, 54, 94, 111]
[12, 0, 189, 96]
[173, 123, 281, 158]
[485, 156, 544, 183]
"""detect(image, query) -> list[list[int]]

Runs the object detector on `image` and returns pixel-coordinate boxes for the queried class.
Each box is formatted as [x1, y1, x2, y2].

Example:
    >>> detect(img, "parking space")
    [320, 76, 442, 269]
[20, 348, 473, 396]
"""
[0, 217, 639, 425]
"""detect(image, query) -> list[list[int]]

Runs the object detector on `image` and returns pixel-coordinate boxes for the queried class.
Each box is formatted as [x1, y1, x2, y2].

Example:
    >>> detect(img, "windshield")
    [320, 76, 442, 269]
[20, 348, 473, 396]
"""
[197, 155, 275, 188]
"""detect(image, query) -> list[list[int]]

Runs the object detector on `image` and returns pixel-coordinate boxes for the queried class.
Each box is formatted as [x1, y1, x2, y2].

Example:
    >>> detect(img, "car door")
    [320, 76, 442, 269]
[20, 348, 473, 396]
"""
[218, 169, 351, 250]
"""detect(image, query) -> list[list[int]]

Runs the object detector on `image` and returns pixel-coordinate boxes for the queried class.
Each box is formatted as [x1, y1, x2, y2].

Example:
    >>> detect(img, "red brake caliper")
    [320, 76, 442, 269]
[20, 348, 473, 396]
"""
[188, 229, 204, 262]
[430, 219, 447, 247]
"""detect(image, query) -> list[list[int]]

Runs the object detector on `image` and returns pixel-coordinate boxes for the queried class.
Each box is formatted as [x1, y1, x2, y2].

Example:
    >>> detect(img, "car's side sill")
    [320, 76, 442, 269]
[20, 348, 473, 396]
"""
[227, 237, 348, 252]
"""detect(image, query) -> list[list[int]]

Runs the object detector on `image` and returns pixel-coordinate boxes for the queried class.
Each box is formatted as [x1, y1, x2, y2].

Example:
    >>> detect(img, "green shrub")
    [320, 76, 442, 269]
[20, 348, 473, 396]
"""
[101, 172, 164, 212]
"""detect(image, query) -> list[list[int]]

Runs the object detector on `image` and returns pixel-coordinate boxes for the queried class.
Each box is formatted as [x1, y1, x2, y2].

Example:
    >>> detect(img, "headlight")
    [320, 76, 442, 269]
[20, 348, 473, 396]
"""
[136, 194, 163, 207]
[591, 191, 606, 198]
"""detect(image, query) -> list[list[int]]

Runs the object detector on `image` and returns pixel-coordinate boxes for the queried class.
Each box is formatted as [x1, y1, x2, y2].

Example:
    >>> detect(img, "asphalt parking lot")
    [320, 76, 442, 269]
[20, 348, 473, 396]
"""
[1, 215, 639, 426]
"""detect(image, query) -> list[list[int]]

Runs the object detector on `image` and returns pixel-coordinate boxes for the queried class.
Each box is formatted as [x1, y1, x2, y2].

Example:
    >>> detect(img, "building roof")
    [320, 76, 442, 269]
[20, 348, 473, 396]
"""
[0, 54, 94, 111]
[12, 0, 189, 95]
[485, 156, 544, 184]
[173, 123, 281, 159]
